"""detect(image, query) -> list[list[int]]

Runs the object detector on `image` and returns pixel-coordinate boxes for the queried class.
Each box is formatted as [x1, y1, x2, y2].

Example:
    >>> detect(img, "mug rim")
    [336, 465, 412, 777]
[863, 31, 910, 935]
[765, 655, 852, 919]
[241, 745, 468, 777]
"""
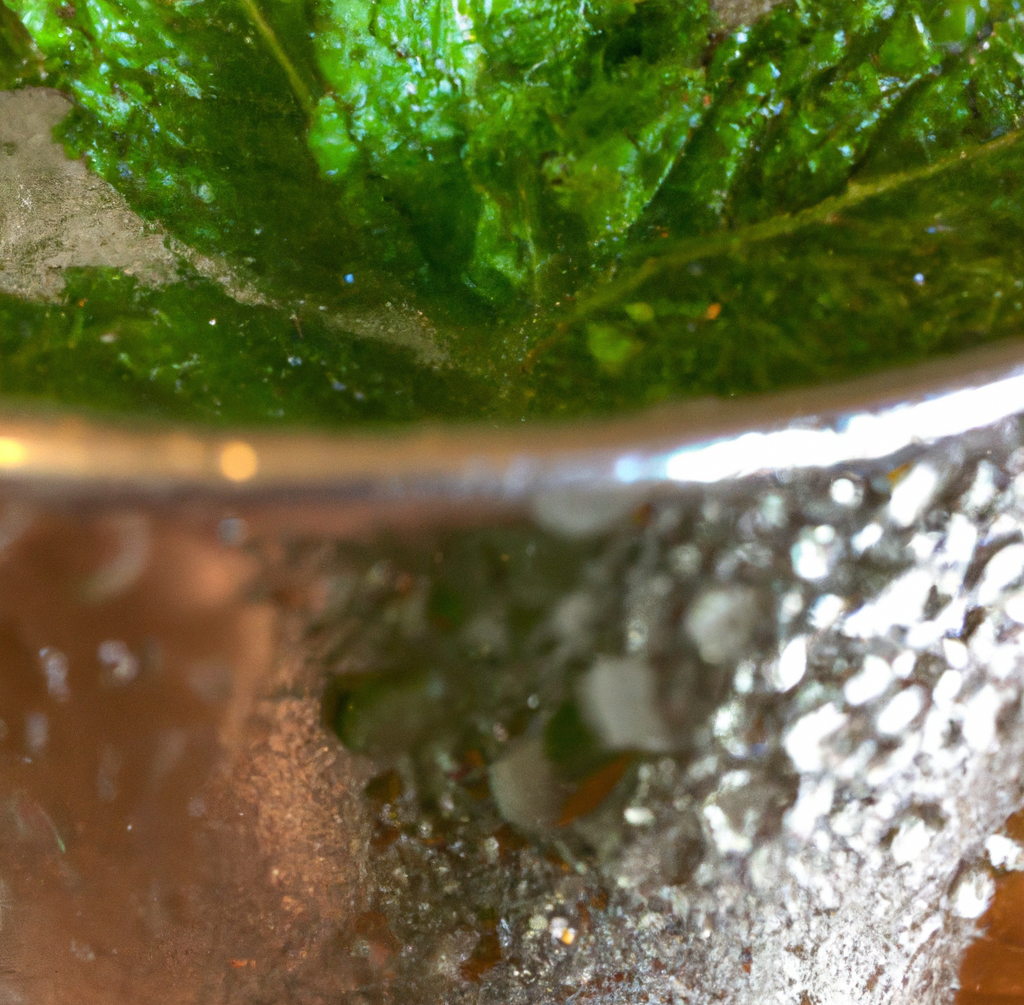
[0, 337, 1020, 506]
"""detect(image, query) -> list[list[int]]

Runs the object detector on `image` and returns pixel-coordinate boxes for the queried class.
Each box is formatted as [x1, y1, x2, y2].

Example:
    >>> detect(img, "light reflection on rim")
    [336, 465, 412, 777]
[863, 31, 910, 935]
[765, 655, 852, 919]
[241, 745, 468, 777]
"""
[636, 370, 1024, 484]
[0, 338, 1020, 500]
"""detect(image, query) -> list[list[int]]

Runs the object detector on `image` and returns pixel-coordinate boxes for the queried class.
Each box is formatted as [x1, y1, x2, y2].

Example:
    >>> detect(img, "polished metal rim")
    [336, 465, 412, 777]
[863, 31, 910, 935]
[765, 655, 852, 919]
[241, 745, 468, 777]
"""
[0, 339, 1021, 506]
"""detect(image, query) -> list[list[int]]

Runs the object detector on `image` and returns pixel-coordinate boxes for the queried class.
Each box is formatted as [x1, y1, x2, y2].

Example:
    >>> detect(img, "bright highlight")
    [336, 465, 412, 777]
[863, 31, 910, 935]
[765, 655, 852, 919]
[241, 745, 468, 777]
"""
[0, 438, 27, 468]
[219, 441, 259, 482]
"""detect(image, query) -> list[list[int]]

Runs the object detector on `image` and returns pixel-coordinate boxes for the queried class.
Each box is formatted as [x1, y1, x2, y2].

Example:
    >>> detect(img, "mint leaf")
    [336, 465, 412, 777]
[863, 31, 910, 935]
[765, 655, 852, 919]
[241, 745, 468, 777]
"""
[529, 131, 1024, 415]
[1, 0, 1024, 426]
[310, 0, 712, 299]
[0, 269, 487, 424]
[0, 0, 38, 88]
[4, 0, 400, 291]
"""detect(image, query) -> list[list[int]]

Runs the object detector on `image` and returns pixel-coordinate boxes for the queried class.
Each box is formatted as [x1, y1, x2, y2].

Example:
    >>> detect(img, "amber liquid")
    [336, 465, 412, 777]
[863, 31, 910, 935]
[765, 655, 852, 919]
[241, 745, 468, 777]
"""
[959, 811, 1024, 1003]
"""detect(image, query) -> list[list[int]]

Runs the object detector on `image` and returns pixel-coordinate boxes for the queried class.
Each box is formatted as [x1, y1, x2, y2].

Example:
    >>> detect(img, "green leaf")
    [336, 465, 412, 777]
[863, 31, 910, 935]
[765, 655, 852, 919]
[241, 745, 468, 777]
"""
[0, 0, 39, 88]
[0, 269, 488, 425]
[310, 0, 712, 296]
[4, 0, 405, 291]
[3, 0, 1024, 425]
[587, 322, 639, 373]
